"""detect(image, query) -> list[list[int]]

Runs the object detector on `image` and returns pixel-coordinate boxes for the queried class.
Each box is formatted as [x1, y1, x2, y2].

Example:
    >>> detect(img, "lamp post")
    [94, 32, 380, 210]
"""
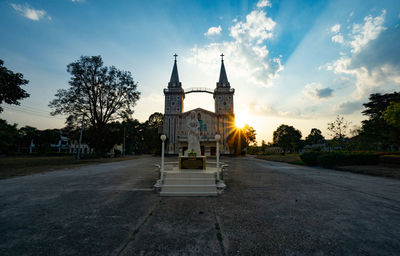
[215, 134, 221, 181]
[160, 134, 166, 182]
[77, 113, 85, 160]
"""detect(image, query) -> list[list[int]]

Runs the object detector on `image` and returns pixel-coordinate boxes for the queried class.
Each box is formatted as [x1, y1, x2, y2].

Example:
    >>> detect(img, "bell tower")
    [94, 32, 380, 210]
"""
[163, 54, 185, 154]
[214, 54, 235, 153]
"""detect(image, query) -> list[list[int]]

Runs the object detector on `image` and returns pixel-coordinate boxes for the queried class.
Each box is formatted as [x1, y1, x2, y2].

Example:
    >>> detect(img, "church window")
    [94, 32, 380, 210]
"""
[218, 96, 222, 100]
[203, 124, 207, 131]
[177, 96, 180, 100]
[166, 107, 170, 111]
[167, 96, 170, 100]
[223, 102, 226, 105]
[171, 101, 175, 105]
[176, 108, 180, 111]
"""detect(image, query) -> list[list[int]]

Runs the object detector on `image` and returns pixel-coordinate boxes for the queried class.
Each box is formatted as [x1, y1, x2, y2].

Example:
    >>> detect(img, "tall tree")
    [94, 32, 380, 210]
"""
[359, 92, 400, 149]
[0, 59, 29, 112]
[49, 56, 140, 155]
[383, 102, 400, 129]
[142, 112, 163, 154]
[0, 119, 19, 154]
[305, 128, 325, 145]
[273, 124, 302, 154]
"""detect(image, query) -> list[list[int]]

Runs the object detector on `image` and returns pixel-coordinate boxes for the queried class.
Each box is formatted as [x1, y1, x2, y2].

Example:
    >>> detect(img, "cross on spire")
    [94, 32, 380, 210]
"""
[173, 53, 178, 61]
[220, 53, 224, 61]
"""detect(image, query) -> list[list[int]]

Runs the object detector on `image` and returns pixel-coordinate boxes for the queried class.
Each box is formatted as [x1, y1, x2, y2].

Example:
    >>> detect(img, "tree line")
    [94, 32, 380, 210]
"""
[253, 91, 400, 154]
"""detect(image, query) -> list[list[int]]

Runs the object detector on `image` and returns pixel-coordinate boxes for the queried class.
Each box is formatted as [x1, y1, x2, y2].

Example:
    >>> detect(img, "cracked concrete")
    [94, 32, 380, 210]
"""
[1, 156, 400, 255]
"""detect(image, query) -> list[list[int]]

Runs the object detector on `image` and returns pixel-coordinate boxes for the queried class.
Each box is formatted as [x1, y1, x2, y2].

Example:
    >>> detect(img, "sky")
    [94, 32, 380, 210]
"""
[1, 0, 400, 143]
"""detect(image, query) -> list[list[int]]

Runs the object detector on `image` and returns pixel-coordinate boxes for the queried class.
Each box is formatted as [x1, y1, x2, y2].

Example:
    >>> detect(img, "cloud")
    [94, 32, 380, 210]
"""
[349, 10, 386, 53]
[256, 0, 271, 8]
[324, 10, 400, 99]
[246, 102, 312, 119]
[187, 3, 283, 87]
[204, 26, 222, 37]
[331, 24, 341, 33]
[10, 3, 49, 21]
[303, 83, 334, 100]
[331, 34, 344, 44]
[334, 100, 363, 114]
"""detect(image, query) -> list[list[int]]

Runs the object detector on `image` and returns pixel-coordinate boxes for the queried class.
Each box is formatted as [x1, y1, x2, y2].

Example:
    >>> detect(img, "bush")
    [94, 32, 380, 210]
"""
[300, 151, 324, 166]
[300, 151, 380, 167]
[380, 155, 400, 165]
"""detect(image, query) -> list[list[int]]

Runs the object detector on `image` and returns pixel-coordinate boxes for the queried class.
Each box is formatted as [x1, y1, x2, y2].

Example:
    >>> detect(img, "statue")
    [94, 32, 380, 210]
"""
[186, 111, 201, 156]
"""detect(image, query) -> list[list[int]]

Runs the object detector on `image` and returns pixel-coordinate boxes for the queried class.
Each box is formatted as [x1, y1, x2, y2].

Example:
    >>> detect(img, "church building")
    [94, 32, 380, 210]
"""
[162, 54, 235, 155]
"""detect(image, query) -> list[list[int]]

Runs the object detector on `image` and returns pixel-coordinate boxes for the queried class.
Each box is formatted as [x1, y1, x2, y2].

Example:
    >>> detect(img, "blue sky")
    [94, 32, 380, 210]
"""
[1, 0, 399, 142]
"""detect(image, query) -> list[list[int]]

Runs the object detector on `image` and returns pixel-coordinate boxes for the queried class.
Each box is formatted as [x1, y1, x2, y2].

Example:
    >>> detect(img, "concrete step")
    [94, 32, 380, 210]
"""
[163, 178, 216, 185]
[160, 191, 218, 197]
[161, 184, 217, 193]
[165, 172, 215, 179]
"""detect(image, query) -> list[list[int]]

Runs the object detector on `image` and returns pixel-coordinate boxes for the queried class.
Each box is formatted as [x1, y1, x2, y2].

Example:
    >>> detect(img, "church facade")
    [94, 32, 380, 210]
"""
[162, 55, 235, 155]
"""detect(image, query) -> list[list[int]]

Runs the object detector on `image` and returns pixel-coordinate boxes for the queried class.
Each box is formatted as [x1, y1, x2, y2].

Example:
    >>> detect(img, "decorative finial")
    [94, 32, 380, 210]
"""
[220, 53, 224, 61]
[174, 53, 178, 61]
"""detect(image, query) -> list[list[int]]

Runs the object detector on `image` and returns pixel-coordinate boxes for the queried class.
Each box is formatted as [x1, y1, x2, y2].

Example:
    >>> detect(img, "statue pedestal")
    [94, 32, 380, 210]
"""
[179, 156, 206, 170]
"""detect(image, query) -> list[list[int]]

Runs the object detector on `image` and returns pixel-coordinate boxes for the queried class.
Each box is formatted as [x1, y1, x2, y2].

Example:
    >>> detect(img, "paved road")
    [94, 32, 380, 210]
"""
[1, 156, 400, 255]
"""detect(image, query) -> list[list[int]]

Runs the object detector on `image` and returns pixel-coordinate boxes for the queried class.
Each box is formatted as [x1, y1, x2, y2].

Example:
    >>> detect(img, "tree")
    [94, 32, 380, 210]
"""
[242, 124, 256, 146]
[49, 55, 140, 155]
[18, 126, 39, 152]
[383, 102, 400, 129]
[359, 92, 400, 149]
[327, 115, 350, 140]
[0, 119, 19, 154]
[273, 124, 302, 154]
[305, 128, 325, 145]
[0, 59, 29, 112]
[226, 125, 256, 155]
[261, 139, 267, 152]
[142, 112, 163, 154]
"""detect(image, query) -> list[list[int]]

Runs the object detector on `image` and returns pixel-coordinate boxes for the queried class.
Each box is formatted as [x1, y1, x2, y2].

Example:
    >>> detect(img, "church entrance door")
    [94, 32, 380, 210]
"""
[210, 147, 216, 156]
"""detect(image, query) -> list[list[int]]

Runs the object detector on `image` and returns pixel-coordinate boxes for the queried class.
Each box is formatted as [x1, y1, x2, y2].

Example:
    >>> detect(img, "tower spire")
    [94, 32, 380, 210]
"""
[217, 53, 230, 88]
[168, 53, 181, 88]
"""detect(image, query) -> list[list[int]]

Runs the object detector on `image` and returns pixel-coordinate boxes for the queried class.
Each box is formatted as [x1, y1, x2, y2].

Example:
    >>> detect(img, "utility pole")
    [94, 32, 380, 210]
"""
[77, 113, 85, 160]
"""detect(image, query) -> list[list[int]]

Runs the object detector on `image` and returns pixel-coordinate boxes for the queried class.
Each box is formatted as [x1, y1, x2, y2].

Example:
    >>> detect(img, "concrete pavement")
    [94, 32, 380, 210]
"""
[1, 156, 399, 255]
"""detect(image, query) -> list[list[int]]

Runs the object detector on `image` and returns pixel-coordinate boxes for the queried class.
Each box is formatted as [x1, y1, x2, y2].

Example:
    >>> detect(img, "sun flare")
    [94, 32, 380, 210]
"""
[235, 110, 251, 129]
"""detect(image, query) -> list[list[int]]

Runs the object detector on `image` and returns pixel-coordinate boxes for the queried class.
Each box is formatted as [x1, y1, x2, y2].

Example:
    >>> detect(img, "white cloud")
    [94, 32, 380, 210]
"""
[10, 3, 48, 21]
[331, 24, 341, 33]
[245, 102, 312, 119]
[256, 0, 271, 8]
[334, 100, 363, 114]
[303, 83, 334, 100]
[188, 7, 282, 87]
[350, 10, 386, 53]
[204, 26, 222, 37]
[331, 34, 344, 44]
[323, 10, 399, 99]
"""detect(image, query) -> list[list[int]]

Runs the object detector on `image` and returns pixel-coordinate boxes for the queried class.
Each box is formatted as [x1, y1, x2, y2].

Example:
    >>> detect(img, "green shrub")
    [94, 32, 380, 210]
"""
[300, 151, 324, 166]
[301, 151, 380, 167]
[380, 155, 400, 165]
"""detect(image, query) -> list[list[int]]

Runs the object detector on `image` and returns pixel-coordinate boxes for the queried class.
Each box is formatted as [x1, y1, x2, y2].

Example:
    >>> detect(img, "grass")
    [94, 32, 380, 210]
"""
[335, 165, 400, 179]
[0, 155, 139, 179]
[255, 153, 305, 165]
[255, 153, 400, 179]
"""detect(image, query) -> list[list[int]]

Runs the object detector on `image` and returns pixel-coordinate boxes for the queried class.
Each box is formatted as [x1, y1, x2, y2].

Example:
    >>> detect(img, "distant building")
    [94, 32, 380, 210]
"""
[50, 135, 70, 152]
[162, 54, 235, 156]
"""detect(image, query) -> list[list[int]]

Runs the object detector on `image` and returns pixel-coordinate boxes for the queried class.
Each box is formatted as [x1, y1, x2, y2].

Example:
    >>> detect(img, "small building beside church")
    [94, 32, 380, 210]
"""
[162, 55, 235, 156]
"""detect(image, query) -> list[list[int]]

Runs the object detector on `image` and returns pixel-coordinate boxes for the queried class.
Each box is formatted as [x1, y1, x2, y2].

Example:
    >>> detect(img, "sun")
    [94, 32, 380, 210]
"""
[235, 110, 250, 129]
